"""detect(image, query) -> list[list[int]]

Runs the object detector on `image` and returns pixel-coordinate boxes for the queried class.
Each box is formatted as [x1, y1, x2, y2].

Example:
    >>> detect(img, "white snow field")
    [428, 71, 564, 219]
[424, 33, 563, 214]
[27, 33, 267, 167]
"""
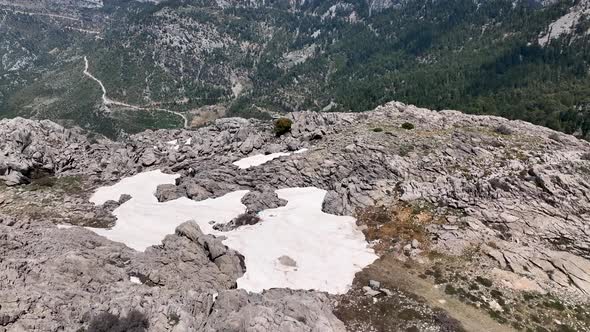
[88, 170, 249, 251]
[232, 148, 308, 169]
[223, 187, 378, 293]
[84, 170, 377, 294]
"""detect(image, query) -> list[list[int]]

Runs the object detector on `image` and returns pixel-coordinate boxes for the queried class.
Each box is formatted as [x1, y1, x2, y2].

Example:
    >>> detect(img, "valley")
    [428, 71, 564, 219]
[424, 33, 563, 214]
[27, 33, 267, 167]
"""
[82, 56, 189, 127]
[1, 0, 590, 138]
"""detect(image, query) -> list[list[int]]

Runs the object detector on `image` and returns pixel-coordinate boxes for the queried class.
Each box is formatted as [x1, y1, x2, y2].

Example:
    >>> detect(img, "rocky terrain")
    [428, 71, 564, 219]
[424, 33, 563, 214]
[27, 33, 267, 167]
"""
[2, 101, 590, 331]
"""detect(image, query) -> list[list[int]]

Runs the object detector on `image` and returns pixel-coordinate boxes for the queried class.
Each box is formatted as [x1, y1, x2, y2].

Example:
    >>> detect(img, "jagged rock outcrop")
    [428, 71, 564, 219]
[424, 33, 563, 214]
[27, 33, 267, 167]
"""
[203, 289, 345, 331]
[241, 187, 288, 213]
[155, 183, 184, 202]
[0, 119, 85, 185]
[0, 216, 344, 331]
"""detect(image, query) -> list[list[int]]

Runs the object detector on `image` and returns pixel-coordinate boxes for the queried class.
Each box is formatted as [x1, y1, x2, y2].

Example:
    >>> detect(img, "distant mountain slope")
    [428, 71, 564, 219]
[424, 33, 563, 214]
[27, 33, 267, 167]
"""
[1, 0, 590, 138]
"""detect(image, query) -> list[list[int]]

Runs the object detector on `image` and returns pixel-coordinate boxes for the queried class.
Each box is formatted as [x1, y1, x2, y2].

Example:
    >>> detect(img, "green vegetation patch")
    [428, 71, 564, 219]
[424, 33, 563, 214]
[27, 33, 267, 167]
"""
[28, 176, 83, 194]
[274, 117, 293, 136]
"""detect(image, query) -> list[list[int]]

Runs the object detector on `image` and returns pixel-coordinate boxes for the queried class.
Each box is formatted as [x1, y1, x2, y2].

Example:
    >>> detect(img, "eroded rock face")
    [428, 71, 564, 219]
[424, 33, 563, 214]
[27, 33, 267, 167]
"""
[3, 101, 590, 329]
[0, 216, 343, 331]
[241, 187, 288, 213]
[0, 119, 80, 185]
[155, 183, 183, 202]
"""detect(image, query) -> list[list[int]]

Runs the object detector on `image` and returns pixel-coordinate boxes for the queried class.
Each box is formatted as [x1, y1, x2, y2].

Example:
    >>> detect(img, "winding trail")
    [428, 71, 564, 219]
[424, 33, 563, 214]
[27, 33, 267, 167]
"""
[66, 27, 101, 35]
[83, 56, 189, 128]
[83, 56, 108, 104]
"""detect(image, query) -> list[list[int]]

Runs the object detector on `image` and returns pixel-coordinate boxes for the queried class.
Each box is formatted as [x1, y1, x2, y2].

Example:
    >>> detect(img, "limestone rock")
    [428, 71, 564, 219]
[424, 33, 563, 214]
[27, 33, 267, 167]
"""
[0, 169, 29, 186]
[0, 217, 340, 331]
[141, 150, 157, 166]
[241, 188, 287, 213]
[155, 183, 183, 202]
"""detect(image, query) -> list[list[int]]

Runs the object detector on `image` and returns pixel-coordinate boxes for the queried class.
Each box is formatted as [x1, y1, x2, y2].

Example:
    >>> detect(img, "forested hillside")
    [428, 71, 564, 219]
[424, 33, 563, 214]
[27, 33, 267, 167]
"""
[1, 0, 590, 138]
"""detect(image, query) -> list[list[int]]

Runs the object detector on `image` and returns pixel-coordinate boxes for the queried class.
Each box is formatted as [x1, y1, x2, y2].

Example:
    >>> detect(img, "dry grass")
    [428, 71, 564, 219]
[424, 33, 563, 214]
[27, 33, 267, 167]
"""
[355, 202, 444, 253]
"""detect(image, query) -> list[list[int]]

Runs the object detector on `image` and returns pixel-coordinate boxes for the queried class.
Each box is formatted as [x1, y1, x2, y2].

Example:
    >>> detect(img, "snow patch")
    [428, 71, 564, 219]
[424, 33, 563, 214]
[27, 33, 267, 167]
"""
[233, 149, 308, 169]
[88, 170, 247, 251]
[224, 187, 377, 294]
[90, 170, 180, 205]
[130, 276, 142, 284]
[87, 170, 376, 294]
[56, 224, 73, 229]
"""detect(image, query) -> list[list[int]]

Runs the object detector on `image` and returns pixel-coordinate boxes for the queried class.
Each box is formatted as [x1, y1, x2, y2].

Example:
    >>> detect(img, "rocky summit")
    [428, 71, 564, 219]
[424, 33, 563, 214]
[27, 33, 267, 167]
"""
[1, 102, 590, 331]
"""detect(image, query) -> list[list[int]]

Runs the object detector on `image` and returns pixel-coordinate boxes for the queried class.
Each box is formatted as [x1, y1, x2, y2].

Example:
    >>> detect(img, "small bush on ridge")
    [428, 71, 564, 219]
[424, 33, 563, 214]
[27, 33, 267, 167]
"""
[495, 125, 513, 135]
[274, 118, 293, 136]
[401, 122, 415, 130]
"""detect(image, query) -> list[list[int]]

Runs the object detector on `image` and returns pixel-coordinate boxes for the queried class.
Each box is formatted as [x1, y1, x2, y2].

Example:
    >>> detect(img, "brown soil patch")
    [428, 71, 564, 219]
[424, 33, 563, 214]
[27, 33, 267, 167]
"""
[355, 202, 444, 254]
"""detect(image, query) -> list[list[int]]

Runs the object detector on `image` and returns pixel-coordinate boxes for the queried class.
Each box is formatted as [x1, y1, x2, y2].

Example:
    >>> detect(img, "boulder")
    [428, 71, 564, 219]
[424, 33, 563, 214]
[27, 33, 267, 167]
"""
[241, 188, 287, 213]
[155, 184, 183, 202]
[1, 170, 29, 186]
[141, 150, 157, 167]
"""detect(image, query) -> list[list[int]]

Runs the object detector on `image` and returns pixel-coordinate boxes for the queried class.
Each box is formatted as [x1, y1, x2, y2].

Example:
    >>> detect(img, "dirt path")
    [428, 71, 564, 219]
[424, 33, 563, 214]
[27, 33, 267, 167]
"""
[66, 27, 100, 35]
[83, 56, 108, 104]
[349, 256, 515, 332]
[82, 56, 188, 128]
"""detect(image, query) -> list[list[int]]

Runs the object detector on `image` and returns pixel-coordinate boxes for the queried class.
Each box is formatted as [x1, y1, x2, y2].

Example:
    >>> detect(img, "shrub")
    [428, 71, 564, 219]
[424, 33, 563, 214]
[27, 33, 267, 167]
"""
[399, 144, 415, 157]
[495, 125, 513, 135]
[445, 284, 458, 295]
[231, 213, 261, 227]
[401, 122, 415, 130]
[274, 117, 292, 136]
[213, 213, 261, 232]
[87, 310, 149, 332]
[32, 177, 56, 187]
[167, 311, 180, 326]
[475, 276, 493, 287]
[372, 127, 383, 132]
